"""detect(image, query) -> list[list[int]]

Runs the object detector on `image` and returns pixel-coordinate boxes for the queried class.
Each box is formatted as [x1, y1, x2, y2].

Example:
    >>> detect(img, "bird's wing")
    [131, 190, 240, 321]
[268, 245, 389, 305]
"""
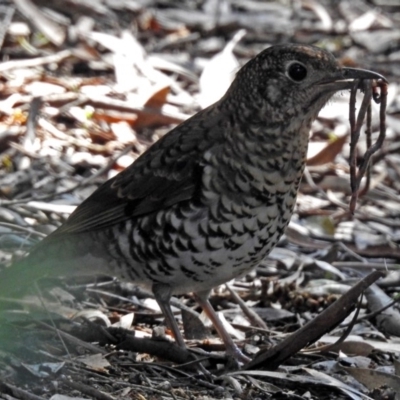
[52, 106, 224, 235]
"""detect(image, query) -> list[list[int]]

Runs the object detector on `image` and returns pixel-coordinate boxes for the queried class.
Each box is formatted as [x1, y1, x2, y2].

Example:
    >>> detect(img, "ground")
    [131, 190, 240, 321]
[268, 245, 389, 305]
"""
[0, 1, 400, 399]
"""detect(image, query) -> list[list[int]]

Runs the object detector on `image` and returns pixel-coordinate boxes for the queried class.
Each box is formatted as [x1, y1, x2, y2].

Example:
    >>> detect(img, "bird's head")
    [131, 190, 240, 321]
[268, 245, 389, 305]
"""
[227, 44, 386, 123]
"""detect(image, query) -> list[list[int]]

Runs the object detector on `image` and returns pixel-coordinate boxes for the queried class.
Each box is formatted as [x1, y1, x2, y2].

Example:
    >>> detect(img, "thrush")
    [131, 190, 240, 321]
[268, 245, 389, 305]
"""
[1, 44, 385, 361]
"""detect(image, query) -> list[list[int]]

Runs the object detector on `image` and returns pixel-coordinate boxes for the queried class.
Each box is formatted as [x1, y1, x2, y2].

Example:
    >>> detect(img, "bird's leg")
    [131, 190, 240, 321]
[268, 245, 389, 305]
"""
[152, 282, 186, 348]
[152, 284, 215, 377]
[193, 290, 251, 363]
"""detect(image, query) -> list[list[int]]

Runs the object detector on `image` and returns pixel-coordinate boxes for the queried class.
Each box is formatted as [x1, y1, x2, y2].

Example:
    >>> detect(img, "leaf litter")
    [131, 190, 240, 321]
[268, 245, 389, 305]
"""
[0, 1, 400, 399]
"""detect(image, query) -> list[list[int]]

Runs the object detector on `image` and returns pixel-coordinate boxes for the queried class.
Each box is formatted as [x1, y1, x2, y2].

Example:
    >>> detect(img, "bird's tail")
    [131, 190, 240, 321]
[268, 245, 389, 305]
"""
[0, 232, 118, 301]
[0, 245, 77, 360]
[0, 250, 51, 299]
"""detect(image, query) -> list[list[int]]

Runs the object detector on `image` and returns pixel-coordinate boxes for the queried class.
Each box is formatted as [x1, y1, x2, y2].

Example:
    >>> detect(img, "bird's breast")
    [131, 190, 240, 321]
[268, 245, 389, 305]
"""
[91, 129, 309, 294]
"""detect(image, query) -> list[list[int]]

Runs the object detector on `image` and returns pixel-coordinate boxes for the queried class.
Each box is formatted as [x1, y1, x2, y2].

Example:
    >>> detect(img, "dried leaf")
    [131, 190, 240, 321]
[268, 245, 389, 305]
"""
[307, 134, 348, 166]
[198, 29, 246, 108]
[77, 354, 111, 373]
[144, 84, 171, 108]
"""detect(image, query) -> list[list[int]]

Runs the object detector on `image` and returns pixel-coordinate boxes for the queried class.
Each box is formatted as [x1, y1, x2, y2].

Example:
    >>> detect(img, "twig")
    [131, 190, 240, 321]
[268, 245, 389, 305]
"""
[0, 49, 73, 72]
[348, 79, 388, 213]
[0, 383, 45, 400]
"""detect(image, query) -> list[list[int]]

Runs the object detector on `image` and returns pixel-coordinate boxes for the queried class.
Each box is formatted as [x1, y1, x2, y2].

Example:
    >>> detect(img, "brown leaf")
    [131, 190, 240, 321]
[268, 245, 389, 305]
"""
[144, 84, 170, 108]
[307, 134, 348, 166]
[92, 109, 138, 125]
[133, 107, 184, 129]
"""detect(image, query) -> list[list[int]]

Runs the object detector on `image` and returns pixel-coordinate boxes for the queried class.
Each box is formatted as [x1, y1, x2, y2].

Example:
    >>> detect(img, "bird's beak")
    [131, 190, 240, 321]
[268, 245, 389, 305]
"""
[319, 67, 387, 91]
[340, 67, 387, 82]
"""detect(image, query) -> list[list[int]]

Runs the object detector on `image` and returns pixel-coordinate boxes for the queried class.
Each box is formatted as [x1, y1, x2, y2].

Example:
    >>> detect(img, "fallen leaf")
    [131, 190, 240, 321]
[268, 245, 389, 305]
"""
[144, 84, 170, 108]
[307, 134, 348, 166]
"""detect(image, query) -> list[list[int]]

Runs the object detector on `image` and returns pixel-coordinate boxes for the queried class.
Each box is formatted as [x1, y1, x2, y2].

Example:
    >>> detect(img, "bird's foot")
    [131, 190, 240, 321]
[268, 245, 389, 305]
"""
[224, 343, 251, 369]
[228, 345, 251, 364]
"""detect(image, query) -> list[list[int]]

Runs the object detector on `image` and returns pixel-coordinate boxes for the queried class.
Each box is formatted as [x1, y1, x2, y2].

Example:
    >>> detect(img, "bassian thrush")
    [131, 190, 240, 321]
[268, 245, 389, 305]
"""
[1, 44, 385, 361]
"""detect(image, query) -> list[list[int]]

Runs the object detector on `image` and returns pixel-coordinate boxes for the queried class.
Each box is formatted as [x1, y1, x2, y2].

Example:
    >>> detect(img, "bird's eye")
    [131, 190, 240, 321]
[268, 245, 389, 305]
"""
[287, 62, 307, 82]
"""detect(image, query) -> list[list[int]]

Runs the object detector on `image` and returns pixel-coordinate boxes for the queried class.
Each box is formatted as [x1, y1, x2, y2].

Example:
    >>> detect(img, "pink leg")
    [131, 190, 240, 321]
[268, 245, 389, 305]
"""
[193, 290, 250, 363]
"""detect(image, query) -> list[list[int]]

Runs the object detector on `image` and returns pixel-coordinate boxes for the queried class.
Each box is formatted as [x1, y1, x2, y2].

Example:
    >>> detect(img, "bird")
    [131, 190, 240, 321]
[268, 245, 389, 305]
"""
[0, 44, 385, 362]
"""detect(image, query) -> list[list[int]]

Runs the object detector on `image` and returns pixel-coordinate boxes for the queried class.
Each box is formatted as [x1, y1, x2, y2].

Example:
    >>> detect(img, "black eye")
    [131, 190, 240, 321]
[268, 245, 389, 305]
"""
[287, 62, 307, 82]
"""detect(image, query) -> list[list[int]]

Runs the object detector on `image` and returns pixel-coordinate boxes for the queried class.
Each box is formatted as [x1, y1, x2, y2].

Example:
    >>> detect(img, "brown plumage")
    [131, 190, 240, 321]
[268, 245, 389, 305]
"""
[1, 44, 385, 361]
